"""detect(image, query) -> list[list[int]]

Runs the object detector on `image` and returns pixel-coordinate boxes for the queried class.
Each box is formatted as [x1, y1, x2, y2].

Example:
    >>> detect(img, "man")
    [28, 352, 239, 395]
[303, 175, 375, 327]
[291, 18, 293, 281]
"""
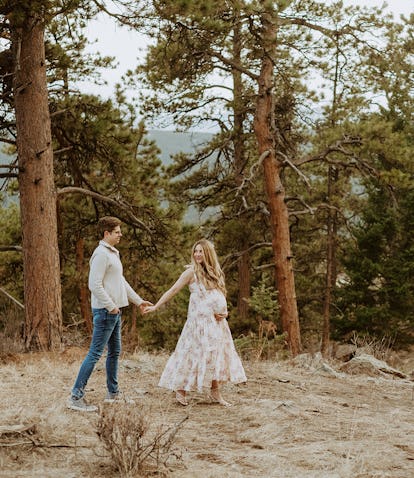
[67, 216, 152, 412]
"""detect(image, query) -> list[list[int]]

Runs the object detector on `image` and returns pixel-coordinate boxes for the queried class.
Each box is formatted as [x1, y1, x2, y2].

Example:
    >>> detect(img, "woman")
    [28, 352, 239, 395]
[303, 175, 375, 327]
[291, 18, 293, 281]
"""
[144, 239, 246, 406]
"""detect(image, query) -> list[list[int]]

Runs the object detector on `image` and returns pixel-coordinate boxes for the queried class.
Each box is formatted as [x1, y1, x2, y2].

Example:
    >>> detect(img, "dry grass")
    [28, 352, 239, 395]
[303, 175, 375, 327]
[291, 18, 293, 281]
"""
[0, 348, 413, 477]
[350, 332, 395, 362]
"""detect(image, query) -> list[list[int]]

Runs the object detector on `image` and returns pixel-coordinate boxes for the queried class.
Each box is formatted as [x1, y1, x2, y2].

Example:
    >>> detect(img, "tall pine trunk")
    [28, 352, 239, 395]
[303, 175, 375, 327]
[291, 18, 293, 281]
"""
[12, 11, 62, 350]
[321, 166, 337, 356]
[322, 42, 341, 356]
[232, 18, 251, 321]
[75, 236, 91, 333]
[253, 12, 301, 356]
[237, 251, 250, 319]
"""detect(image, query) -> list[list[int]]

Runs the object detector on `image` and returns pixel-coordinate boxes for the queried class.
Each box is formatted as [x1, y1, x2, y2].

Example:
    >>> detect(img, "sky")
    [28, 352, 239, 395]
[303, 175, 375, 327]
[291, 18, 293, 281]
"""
[79, 1, 413, 100]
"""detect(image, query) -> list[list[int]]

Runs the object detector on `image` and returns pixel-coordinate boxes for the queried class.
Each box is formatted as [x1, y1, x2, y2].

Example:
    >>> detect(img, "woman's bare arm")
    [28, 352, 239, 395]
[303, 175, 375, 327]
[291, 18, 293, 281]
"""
[143, 268, 193, 313]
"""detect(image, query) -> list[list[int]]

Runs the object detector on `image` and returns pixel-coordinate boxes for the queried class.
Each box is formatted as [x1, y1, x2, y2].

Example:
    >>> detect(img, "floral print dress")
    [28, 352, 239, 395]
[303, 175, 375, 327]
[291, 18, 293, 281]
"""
[158, 278, 247, 392]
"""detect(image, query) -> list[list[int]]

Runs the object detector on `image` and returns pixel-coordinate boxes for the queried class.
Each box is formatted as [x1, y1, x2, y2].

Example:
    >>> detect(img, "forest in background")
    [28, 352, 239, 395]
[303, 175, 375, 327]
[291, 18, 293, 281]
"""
[0, 1, 413, 356]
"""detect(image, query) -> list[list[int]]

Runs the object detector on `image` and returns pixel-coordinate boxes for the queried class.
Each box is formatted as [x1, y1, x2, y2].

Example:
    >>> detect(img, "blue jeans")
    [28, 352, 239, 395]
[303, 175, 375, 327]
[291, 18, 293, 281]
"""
[71, 308, 122, 399]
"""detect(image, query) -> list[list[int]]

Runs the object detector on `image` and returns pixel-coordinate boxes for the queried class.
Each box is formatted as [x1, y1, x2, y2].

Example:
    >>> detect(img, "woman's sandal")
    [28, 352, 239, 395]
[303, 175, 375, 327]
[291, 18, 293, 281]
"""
[175, 391, 188, 406]
[208, 389, 232, 407]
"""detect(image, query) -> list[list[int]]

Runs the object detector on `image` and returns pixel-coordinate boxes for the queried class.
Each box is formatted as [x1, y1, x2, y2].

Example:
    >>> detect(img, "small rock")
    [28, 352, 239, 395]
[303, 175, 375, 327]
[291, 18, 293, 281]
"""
[340, 353, 407, 379]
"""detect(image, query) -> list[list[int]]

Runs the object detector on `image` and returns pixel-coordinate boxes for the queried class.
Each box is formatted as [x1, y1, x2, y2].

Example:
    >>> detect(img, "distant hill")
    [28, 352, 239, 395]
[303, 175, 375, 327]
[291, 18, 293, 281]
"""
[147, 130, 214, 166]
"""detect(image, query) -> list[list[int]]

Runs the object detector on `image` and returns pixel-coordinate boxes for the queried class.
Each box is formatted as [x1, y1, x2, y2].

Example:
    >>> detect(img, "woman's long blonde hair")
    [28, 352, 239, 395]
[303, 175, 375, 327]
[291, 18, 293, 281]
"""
[191, 239, 226, 295]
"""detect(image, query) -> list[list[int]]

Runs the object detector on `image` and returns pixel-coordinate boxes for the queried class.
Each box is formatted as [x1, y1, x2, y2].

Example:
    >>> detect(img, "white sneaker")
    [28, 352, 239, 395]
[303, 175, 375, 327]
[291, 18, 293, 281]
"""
[67, 396, 98, 412]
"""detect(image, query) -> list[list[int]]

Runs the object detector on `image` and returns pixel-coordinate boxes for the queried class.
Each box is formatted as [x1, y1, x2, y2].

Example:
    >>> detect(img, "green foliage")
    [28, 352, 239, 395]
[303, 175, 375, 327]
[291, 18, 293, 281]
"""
[133, 229, 196, 350]
[2, 0, 413, 353]
[46, 12, 115, 90]
[0, 203, 23, 301]
[248, 273, 279, 323]
[138, 294, 190, 351]
[0, 202, 24, 341]
[335, 185, 414, 345]
[50, 92, 182, 325]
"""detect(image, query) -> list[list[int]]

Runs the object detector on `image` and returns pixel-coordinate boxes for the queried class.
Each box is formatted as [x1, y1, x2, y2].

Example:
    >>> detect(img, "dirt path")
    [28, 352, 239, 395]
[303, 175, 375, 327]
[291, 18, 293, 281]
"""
[0, 350, 413, 477]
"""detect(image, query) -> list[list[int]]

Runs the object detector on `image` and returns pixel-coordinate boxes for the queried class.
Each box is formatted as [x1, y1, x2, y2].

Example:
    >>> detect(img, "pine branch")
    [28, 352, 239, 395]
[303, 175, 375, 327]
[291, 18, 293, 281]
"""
[222, 242, 272, 271]
[279, 153, 312, 190]
[0, 136, 16, 145]
[57, 186, 151, 232]
[295, 137, 362, 166]
[0, 286, 24, 309]
[53, 146, 73, 155]
[285, 196, 315, 215]
[210, 50, 259, 81]
[0, 245, 22, 251]
[238, 150, 270, 188]
[280, 16, 348, 39]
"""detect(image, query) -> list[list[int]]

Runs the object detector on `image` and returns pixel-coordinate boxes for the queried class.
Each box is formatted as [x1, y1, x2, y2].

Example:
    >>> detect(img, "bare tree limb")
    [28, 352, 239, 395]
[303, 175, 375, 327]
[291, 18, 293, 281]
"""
[50, 108, 69, 118]
[57, 186, 151, 232]
[235, 150, 270, 197]
[295, 137, 362, 167]
[0, 245, 22, 251]
[222, 242, 272, 271]
[0, 136, 16, 145]
[279, 16, 351, 39]
[285, 196, 315, 214]
[53, 146, 73, 155]
[253, 263, 275, 271]
[0, 286, 24, 309]
[210, 51, 259, 81]
[279, 153, 312, 190]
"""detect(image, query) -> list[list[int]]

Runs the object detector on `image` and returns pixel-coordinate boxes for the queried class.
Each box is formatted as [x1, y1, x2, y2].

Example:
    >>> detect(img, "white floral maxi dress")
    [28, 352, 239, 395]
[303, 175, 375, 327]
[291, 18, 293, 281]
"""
[158, 279, 247, 392]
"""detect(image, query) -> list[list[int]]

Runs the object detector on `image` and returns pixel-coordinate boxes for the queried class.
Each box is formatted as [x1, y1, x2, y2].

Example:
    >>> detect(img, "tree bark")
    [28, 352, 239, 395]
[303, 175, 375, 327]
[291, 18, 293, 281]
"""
[253, 12, 301, 356]
[232, 17, 251, 321]
[322, 41, 340, 357]
[12, 12, 62, 350]
[237, 251, 251, 320]
[321, 166, 335, 356]
[75, 237, 91, 333]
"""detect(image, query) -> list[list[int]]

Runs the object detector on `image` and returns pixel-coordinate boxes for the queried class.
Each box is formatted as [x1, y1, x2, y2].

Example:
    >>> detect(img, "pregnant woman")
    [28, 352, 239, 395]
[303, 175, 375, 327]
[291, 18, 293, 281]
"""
[143, 239, 246, 406]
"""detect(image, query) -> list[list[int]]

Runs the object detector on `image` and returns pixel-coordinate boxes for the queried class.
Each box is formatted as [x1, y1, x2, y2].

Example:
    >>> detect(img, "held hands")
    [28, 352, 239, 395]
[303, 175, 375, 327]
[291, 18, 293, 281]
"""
[139, 301, 153, 314]
[142, 304, 158, 314]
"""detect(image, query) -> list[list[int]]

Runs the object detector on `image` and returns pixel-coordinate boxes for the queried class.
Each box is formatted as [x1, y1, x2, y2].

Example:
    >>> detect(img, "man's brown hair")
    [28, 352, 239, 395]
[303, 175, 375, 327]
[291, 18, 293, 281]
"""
[97, 216, 121, 237]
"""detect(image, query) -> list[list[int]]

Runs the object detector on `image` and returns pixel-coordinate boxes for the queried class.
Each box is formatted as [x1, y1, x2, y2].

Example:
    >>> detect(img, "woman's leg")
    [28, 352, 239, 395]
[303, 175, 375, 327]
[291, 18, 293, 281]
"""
[210, 380, 231, 406]
[175, 389, 188, 406]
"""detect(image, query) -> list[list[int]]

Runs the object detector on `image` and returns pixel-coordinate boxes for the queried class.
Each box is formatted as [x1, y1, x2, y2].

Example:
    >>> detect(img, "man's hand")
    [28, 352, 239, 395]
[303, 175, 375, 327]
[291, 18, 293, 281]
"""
[109, 307, 120, 314]
[139, 300, 153, 314]
[142, 304, 158, 314]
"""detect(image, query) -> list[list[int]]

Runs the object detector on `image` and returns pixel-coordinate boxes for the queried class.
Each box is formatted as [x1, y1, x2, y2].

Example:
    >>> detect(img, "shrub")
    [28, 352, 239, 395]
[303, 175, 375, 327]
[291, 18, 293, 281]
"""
[96, 404, 186, 477]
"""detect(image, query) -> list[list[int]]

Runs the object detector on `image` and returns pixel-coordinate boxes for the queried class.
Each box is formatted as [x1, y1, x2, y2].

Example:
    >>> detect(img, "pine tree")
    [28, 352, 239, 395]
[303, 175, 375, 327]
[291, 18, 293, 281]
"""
[0, 1, 171, 349]
[125, 0, 393, 354]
